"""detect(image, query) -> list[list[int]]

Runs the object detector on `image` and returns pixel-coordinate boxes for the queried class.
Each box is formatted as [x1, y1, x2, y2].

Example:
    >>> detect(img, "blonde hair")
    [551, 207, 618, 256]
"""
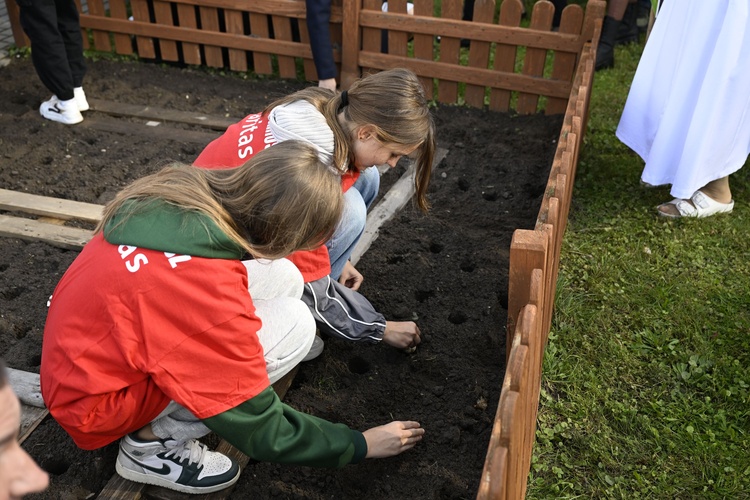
[266, 68, 436, 212]
[97, 141, 343, 260]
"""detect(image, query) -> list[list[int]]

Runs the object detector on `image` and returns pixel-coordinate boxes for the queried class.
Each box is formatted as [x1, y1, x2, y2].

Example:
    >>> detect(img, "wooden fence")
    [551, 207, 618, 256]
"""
[6, 0, 601, 114]
[476, 3, 602, 496]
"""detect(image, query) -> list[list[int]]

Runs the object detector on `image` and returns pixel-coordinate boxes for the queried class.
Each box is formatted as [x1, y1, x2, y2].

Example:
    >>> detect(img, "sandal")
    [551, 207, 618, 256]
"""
[657, 190, 734, 218]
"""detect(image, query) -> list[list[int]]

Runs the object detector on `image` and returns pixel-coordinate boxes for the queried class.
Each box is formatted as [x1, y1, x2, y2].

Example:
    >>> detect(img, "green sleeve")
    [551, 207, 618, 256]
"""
[202, 387, 368, 468]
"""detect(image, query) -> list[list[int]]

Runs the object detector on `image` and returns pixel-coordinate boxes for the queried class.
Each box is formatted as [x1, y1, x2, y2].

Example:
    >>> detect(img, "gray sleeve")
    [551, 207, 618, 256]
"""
[301, 275, 386, 343]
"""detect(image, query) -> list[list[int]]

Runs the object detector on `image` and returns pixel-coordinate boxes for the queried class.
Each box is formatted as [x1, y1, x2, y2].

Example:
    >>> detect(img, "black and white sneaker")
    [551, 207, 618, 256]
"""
[39, 96, 83, 125]
[116, 434, 241, 494]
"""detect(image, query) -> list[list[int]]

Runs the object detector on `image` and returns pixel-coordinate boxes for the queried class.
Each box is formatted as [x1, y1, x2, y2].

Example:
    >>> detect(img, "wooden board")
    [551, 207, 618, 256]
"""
[350, 148, 448, 265]
[88, 99, 239, 131]
[0, 188, 102, 223]
[0, 214, 93, 250]
[7, 368, 49, 445]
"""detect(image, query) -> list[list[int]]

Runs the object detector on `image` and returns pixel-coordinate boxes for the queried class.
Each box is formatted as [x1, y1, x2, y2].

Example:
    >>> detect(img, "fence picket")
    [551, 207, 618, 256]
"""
[517, 0, 554, 114]
[225, 9, 248, 71]
[412, 0, 435, 100]
[490, 0, 523, 111]
[86, 0, 112, 51]
[463, 0, 495, 108]
[199, 6, 224, 67]
[153, 1, 179, 61]
[130, 0, 156, 58]
[435, 0, 461, 103]
[546, 4, 584, 114]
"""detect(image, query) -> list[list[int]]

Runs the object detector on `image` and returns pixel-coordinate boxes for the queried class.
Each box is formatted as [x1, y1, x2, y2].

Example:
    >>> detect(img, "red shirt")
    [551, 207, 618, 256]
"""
[194, 112, 359, 282]
[41, 234, 269, 449]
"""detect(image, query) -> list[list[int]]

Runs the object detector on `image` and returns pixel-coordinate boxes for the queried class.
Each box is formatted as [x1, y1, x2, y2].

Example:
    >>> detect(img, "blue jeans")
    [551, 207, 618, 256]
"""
[326, 166, 380, 280]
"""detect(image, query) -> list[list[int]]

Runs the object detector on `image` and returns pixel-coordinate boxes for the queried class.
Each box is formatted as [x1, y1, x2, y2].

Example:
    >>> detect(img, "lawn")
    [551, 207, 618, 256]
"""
[526, 39, 750, 499]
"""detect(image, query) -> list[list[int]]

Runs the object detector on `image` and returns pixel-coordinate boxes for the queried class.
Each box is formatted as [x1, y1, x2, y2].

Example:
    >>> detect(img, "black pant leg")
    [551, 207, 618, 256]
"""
[305, 0, 336, 81]
[56, 0, 86, 88]
[17, 0, 75, 100]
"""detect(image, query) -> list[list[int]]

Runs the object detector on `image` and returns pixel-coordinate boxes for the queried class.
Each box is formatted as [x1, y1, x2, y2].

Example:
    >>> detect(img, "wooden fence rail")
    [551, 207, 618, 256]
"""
[477, 8, 601, 497]
[5, 0, 602, 114]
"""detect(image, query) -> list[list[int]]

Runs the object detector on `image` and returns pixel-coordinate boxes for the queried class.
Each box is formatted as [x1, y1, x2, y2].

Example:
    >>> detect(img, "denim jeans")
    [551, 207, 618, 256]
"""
[326, 166, 380, 280]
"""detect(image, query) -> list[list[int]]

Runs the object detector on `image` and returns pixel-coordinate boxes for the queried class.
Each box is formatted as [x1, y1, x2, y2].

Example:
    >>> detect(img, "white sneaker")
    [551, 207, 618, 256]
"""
[74, 87, 89, 111]
[302, 335, 324, 362]
[116, 434, 240, 494]
[39, 96, 83, 125]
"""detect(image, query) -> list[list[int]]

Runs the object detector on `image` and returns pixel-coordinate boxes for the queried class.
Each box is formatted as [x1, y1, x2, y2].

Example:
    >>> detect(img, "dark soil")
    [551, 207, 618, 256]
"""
[0, 57, 561, 499]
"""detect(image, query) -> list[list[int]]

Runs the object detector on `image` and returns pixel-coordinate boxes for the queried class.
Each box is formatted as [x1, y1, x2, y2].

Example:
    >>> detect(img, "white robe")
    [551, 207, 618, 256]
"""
[616, 0, 750, 199]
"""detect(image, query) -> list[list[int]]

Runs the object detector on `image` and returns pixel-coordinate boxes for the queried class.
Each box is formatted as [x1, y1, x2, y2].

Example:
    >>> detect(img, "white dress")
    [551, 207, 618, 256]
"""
[616, 0, 750, 199]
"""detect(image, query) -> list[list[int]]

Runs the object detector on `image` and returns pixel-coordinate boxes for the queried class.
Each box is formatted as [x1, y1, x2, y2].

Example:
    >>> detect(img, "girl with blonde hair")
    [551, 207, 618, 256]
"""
[41, 140, 425, 495]
[195, 67, 436, 355]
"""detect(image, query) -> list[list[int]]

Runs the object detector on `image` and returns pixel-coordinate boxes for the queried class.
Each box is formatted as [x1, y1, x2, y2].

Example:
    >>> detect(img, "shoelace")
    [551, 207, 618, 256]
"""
[164, 439, 207, 468]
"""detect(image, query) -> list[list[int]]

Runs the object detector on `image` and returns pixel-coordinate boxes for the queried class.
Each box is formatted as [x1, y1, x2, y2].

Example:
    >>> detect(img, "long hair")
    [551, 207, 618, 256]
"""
[96, 141, 343, 260]
[266, 68, 436, 212]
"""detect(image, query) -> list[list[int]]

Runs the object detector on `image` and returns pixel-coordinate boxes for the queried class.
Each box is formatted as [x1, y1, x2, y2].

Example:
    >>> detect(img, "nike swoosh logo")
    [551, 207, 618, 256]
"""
[123, 451, 171, 475]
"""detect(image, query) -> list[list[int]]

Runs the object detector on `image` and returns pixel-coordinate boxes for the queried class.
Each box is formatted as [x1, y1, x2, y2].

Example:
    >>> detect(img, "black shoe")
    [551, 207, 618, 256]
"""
[616, 3, 639, 45]
[595, 15, 619, 71]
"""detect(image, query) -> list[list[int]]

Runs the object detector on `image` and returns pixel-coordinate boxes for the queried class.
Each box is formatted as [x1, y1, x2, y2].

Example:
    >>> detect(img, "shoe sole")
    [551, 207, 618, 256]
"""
[115, 458, 240, 494]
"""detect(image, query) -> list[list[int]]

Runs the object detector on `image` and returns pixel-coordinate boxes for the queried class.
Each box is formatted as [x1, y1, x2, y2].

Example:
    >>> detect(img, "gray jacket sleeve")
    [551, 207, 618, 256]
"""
[301, 275, 386, 343]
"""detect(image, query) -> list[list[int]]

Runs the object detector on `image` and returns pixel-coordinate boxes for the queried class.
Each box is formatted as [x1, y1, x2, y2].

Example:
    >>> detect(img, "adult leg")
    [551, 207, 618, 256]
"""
[326, 166, 380, 280]
[55, 0, 86, 88]
[595, 0, 633, 71]
[305, 0, 337, 88]
[17, 0, 75, 100]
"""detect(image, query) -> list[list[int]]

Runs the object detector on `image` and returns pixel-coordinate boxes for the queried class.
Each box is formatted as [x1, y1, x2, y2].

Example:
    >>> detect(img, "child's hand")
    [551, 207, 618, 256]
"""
[383, 321, 421, 351]
[338, 261, 363, 290]
[363, 421, 424, 458]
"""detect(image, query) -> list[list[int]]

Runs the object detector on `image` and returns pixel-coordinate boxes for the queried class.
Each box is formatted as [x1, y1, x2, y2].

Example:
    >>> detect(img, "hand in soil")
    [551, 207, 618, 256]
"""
[382, 320, 422, 350]
[362, 421, 424, 458]
[338, 261, 363, 290]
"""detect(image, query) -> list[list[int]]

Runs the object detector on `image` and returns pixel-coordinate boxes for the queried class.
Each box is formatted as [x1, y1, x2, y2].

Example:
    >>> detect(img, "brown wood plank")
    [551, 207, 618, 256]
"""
[86, 0, 112, 51]
[249, 13, 274, 75]
[340, 0, 362, 88]
[296, 19, 318, 81]
[385, 0, 410, 59]
[81, 17, 314, 60]
[176, 4, 202, 65]
[411, 0, 435, 100]
[87, 98, 239, 131]
[357, 52, 570, 99]
[463, 0, 495, 108]
[490, 0, 523, 111]
[224, 9, 248, 72]
[130, 0, 156, 58]
[199, 6, 225, 68]
[108, 0, 135, 55]
[153, 0, 179, 62]
[0, 188, 102, 223]
[516, 1, 554, 114]
[361, 0, 383, 56]
[358, 9, 582, 52]
[0, 214, 92, 250]
[435, 0, 461, 104]
[546, 5, 584, 114]
[271, 15, 298, 79]
[79, 118, 221, 147]
[19, 406, 48, 444]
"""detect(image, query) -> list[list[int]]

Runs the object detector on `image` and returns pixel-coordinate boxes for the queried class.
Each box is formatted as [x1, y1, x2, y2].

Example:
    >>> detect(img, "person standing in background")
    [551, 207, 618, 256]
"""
[305, 0, 337, 90]
[16, 0, 89, 124]
[617, 0, 749, 218]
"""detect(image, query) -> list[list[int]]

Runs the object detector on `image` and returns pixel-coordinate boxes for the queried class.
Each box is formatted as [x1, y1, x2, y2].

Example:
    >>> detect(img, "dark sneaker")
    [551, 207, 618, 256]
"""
[39, 96, 83, 125]
[116, 434, 240, 494]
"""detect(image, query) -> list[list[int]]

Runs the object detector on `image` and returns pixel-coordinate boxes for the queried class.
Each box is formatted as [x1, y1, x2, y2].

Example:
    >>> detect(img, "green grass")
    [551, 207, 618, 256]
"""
[526, 40, 750, 499]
